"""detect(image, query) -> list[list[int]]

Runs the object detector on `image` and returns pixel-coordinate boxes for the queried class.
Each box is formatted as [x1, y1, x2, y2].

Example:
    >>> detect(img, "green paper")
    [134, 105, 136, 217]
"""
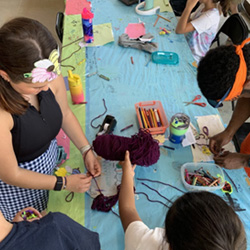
[155, 0, 173, 12]
[86, 23, 114, 47]
[60, 14, 86, 78]
[47, 14, 87, 226]
[47, 92, 87, 226]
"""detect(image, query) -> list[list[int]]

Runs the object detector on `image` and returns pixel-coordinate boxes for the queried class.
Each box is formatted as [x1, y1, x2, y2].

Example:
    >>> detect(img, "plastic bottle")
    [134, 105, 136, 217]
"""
[81, 8, 94, 43]
[67, 70, 84, 104]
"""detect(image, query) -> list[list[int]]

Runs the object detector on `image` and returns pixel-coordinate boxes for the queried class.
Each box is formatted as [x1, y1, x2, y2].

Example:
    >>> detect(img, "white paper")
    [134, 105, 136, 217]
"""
[182, 125, 196, 147]
[192, 115, 235, 162]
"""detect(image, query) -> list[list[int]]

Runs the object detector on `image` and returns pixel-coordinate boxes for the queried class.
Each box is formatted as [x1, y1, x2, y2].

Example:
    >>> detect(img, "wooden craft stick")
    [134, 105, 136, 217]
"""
[153, 16, 160, 27]
[157, 14, 171, 23]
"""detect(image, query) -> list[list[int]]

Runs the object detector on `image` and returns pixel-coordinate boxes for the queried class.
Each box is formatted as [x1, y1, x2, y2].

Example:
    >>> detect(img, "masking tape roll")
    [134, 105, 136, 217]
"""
[135, 2, 160, 16]
[103, 123, 110, 131]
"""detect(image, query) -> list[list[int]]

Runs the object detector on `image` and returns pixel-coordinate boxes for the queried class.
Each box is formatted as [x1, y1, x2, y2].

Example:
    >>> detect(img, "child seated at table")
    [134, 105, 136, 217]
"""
[0, 207, 100, 250]
[175, 0, 220, 62]
[119, 151, 247, 250]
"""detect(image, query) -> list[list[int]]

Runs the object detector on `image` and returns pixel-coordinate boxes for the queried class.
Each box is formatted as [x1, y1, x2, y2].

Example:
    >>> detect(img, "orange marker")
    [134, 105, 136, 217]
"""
[142, 108, 151, 128]
[150, 108, 157, 127]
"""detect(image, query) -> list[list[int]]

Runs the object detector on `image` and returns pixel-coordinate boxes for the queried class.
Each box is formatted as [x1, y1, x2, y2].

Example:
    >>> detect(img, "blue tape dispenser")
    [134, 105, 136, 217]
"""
[151, 51, 179, 65]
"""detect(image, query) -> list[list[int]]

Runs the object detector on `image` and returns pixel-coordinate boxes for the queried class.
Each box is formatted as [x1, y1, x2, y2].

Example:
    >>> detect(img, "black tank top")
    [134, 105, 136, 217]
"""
[11, 88, 63, 163]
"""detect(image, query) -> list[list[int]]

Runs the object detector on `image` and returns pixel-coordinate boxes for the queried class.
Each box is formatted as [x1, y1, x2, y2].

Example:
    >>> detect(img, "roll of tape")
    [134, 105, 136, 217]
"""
[103, 123, 110, 131]
[135, 2, 160, 16]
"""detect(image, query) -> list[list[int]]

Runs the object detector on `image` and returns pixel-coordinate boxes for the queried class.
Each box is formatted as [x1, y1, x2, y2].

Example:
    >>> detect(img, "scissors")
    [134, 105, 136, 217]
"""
[184, 95, 206, 107]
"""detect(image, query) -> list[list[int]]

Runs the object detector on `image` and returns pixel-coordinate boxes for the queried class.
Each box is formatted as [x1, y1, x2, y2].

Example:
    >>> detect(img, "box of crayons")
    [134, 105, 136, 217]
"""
[135, 100, 169, 135]
[181, 162, 225, 192]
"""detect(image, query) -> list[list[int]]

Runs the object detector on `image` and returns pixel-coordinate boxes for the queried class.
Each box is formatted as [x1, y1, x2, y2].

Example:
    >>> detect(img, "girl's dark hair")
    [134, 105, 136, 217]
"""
[220, 0, 231, 16]
[219, 0, 242, 17]
[0, 17, 57, 114]
[165, 191, 246, 250]
[197, 43, 250, 100]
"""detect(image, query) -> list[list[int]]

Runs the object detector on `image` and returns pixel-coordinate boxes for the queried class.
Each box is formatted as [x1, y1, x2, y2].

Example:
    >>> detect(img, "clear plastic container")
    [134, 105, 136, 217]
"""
[151, 51, 179, 65]
[181, 162, 225, 192]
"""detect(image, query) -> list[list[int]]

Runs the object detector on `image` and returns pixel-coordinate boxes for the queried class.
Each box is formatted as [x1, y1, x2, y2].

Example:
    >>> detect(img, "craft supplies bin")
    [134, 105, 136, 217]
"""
[151, 51, 179, 65]
[135, 100, 169, 135]
[181, 162, 225, 192]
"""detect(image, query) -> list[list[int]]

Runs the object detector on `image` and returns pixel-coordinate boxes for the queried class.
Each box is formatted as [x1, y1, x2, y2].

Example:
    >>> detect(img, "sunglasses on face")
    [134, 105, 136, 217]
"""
[206, 87, 232, 108]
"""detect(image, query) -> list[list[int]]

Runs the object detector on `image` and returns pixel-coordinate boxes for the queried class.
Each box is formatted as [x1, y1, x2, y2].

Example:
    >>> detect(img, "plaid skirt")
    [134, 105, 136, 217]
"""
[0, 139, 58, 221]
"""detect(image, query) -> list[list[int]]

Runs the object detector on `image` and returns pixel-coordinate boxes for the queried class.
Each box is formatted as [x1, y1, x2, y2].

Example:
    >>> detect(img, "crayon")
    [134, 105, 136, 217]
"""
[120, 124, 133, 132]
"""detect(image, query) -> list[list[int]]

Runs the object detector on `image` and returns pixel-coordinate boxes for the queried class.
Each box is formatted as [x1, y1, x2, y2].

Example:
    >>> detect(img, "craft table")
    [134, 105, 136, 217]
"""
[48, 1, 250, 249]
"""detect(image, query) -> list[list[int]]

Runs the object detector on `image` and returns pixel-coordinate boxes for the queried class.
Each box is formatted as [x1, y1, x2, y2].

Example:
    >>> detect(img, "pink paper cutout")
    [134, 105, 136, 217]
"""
[125, 23, 146, 39]
[65, 0, 91, 15]
[56, 129, 70, 165]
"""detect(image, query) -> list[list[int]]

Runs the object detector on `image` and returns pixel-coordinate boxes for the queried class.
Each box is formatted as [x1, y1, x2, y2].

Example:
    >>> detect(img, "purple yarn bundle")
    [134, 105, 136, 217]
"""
[93, 129, 160, 166]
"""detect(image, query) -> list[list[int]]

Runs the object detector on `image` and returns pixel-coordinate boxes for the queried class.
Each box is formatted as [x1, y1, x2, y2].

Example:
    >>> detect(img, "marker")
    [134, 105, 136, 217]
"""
[163, 145, 175, 150]
[192, 177, 198, 186]
[86, 71, 97, 77]
[154, 109, 161, 127]
[120, 124, 133, 132]
[98, 74, 110, 81]
[142, 108, 151, 128]
[138, 107, 145, 128]
[185, 169, 191, 184]
[150, 108, 157, 127]
[140, 107, 148, 128]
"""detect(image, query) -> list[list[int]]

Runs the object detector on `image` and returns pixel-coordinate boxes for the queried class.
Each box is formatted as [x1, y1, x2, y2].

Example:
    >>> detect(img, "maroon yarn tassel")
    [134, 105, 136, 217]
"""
[91, 185, 120, 212]
[92, 129, 160, 166]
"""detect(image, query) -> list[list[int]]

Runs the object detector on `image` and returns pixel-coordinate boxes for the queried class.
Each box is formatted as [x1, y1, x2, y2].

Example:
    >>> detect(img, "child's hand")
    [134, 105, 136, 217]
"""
[120, 151, 136, 177]
[12, 207, 42, 222]
[186, 0, 199, 10]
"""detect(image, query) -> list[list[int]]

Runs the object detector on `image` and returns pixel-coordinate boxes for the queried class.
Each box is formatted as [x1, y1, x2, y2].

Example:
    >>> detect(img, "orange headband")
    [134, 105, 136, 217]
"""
[225, 37, 250, 101]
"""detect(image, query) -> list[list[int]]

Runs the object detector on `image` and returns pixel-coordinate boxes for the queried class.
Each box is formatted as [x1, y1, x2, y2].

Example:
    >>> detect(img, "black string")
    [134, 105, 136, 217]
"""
[135, 192, 170, 208]
[65, 191, 74, 202]
[90, 99, 108, 129]
[137, 178, 185, 194]
[141, 182, 173, 204]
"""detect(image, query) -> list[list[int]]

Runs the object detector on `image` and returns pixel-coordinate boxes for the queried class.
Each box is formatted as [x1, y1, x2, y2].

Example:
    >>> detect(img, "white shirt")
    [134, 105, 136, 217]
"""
[186, 4, 220, 62]
[125, 221, 169, 250]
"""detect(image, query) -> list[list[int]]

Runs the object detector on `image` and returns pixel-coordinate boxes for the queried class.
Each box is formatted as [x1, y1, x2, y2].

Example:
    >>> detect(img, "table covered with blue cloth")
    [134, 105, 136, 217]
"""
[48, 1, 250, 249]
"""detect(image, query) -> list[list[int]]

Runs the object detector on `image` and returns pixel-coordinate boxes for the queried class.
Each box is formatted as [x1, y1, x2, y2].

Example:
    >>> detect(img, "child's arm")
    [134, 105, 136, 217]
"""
[119, 151, 141, 231]
[176, 0, 198, 34]
[50, 74, 101, 178]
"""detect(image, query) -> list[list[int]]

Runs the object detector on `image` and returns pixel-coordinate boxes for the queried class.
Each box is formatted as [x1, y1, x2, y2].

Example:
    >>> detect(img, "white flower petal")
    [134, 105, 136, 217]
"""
[34, 59, 53, 69]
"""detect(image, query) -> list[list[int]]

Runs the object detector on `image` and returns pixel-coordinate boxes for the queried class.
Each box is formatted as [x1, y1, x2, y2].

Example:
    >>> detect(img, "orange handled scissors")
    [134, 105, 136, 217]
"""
[184, 95, 206, 107]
